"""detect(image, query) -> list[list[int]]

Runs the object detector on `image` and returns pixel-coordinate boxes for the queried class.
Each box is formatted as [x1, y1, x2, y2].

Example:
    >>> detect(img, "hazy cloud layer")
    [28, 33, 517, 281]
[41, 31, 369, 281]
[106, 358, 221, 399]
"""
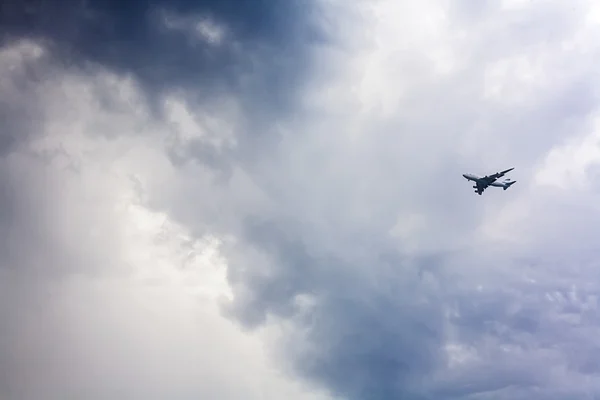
[3, 0, 600, 399]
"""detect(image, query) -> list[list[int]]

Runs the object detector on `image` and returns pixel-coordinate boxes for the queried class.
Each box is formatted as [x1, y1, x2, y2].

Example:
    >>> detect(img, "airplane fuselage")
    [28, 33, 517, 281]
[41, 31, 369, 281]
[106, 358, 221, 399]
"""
[462, 173, 481, 182]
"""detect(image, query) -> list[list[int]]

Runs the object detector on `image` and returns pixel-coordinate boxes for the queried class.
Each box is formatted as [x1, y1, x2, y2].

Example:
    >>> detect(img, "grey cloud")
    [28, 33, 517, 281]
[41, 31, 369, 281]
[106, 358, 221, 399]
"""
[5, 0, 600, 399]
[0, 0, 327, 118]
[0, 42, 53, 155]
[0, 55, 332, 399]
[294, 284, 445, 400]
[188, 2, 600, 399]
[220, 215, 449, 399]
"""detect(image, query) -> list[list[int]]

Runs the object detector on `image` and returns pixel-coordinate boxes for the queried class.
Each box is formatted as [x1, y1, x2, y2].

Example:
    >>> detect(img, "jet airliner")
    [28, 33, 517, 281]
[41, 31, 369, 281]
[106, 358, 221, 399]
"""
[463, 168, 516, 195]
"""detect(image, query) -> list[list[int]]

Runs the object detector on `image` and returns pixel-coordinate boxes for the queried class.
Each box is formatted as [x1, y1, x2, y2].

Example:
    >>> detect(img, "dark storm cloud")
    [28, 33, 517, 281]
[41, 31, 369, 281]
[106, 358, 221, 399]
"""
[295, 289, 445, 400]
[222, 216, 448, 400]
[0, 0, 328, 181]
[0, 0, 326, 110]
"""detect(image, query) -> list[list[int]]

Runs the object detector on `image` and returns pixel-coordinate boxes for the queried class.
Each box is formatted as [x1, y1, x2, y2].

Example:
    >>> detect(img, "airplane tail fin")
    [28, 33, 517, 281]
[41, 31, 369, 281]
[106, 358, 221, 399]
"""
[503, 180, 516, 190]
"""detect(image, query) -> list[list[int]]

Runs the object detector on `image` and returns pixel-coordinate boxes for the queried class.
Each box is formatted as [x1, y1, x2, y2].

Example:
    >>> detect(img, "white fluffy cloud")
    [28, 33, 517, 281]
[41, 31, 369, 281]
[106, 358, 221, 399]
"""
[4, 0, 600, 399]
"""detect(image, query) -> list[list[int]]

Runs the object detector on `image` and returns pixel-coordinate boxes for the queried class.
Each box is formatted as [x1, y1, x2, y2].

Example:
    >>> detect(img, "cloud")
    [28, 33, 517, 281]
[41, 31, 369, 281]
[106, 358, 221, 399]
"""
[0, 26, 330, 400]
[198, 0, 600, 398]
[0, 0, 326, 119]
[5, 0, 600, 399]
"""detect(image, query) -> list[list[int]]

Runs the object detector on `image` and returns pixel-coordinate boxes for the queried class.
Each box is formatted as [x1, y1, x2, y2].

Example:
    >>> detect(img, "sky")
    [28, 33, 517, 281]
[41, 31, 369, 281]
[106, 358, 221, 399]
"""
[2, 0, 600, 399]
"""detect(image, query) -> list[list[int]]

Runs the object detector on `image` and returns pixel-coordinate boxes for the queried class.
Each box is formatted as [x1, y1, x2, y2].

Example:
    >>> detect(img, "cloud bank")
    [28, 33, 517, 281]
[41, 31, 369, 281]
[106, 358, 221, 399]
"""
[3, 0, 600, 399]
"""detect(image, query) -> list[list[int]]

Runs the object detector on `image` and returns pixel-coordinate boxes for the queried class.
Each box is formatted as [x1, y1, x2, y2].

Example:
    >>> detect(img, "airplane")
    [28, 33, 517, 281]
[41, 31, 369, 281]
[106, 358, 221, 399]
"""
[462, 168, 516, 195]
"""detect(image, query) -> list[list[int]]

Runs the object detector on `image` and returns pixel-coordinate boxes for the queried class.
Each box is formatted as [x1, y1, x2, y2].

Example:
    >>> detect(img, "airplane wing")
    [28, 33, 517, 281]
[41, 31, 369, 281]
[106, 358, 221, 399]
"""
[482, 167, 514, 184]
